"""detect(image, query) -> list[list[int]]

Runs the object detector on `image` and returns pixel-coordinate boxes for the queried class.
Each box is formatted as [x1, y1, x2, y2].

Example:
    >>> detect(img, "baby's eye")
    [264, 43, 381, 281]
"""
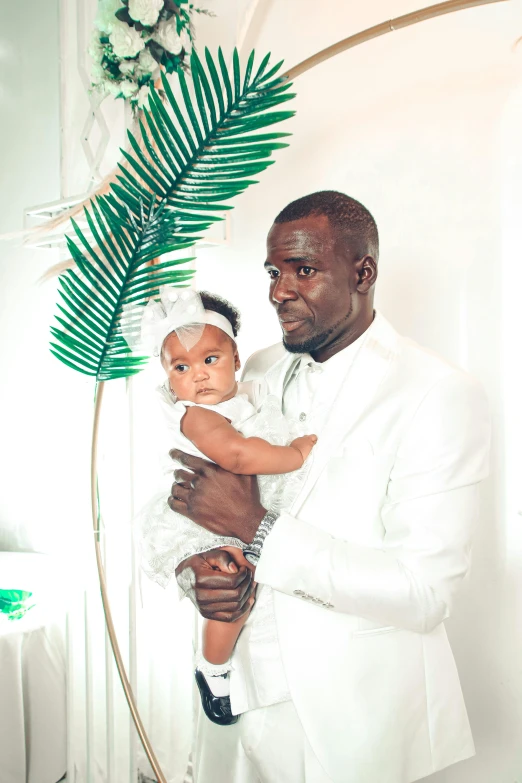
[205, 356, 218, 365]
[267, 269, 279, 279]
[175, 364, 189, 373]
[298, 266, 315, 277]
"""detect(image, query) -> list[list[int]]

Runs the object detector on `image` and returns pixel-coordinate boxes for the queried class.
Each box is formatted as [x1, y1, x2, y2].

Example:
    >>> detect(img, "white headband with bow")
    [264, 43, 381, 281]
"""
[121, 287, 235, 356]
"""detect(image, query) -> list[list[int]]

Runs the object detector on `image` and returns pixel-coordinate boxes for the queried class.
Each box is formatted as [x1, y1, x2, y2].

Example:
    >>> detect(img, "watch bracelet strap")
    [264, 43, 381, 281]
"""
[245, 508, 279, 558]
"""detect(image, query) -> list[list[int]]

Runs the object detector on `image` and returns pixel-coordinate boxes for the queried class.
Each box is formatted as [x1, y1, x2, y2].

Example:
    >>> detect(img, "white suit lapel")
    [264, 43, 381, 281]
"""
[262, 350, 301, 403]
[290, 313, 398, 514]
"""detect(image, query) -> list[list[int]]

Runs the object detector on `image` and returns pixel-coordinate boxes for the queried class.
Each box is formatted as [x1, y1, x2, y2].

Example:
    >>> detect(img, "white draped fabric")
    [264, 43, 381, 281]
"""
[0, 553, 66, 783]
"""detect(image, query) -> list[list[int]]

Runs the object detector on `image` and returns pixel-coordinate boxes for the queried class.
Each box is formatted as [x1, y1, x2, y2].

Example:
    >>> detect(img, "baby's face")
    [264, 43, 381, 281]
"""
[161, 325, 240, 405]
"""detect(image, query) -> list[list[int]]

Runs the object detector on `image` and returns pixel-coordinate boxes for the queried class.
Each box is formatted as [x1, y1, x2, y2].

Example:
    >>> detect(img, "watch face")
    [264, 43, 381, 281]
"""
[243, 549, 259, 566]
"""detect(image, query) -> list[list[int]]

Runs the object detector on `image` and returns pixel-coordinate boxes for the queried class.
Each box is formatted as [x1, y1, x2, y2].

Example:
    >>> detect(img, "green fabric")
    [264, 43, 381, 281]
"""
[0, 589, 35, 621]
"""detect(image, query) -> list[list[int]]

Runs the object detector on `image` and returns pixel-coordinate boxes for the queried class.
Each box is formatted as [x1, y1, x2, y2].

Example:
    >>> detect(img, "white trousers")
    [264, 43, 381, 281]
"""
[193, 700, 334, 783]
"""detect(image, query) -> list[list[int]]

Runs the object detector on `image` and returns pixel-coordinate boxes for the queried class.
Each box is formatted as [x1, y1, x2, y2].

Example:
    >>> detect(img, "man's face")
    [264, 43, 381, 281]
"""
[161, 325, 240, 405]
[264, 214, 376, 361]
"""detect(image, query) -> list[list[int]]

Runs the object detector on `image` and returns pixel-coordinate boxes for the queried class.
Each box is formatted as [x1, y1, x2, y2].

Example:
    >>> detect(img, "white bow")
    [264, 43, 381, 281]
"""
[121, 287, 234, 356]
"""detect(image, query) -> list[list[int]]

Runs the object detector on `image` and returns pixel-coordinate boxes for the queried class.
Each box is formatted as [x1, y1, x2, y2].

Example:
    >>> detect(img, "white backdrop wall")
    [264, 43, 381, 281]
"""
[191, 1, 522, 781]
[2, 1, 522, 781]
[0, 0, 95, 557]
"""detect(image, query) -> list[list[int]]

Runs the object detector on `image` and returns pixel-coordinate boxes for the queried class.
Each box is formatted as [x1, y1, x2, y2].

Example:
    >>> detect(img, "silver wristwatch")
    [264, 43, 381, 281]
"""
[243, 509, 280, 566]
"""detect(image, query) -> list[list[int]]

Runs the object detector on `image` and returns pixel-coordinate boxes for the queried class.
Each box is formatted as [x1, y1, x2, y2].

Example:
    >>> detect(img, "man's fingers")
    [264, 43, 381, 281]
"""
[219, 546, 252, 571]
[203, 548, 239, 573]
[196, 579, 253, 610]
[196, 565, 251, 591]
[200, 610, 249, 622]
[196, 574, 253, 611]
[200, 609, 246, 622]
[169, 449, 207, 473]
[168, 496, 188, 516]
[173, 468, 196, 488]
[170, 484, 190, 503]
[200, 595, 256, 623]
[198, 599, 249, 614]
[198, 591, 254, 617]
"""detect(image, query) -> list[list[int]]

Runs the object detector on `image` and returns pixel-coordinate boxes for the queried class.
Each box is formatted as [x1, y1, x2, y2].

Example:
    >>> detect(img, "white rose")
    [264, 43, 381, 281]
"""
[119, 60, 136, 75]
[128, 0, 164, 28]
[152, 19, 183, 55]
[95, 0, 122, 34]
[109, 21, 145, 58]
[137, 85, 150, 107]
[120, 80, 139, 98]
[138, 47, 158, 75]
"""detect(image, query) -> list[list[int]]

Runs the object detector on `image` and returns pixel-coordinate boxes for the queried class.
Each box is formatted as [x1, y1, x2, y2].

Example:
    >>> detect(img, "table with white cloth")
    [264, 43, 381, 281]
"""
[0, 552, 66, 783]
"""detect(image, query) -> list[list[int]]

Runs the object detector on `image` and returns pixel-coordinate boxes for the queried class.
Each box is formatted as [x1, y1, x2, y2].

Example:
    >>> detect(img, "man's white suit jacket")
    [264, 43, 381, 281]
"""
[239, 312, 490, 783]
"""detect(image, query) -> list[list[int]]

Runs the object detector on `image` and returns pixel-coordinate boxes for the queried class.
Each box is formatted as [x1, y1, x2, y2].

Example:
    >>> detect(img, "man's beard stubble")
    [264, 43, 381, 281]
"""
[282, 299, 353, 355]
[283, 322, 339, 355]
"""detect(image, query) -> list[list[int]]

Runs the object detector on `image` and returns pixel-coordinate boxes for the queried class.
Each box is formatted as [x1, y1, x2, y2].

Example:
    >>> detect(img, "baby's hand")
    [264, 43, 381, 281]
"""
[290, 434, 318, 464]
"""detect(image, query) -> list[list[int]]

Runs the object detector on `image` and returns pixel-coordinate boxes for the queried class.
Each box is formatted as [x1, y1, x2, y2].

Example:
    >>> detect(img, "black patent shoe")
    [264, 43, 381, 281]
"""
[195, 669, 239, 726]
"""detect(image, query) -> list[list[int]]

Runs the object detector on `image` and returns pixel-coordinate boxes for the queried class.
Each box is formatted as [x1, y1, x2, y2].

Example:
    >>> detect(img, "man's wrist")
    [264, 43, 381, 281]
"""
[243, 508, 280, 566]
[240, 505, 267, 543]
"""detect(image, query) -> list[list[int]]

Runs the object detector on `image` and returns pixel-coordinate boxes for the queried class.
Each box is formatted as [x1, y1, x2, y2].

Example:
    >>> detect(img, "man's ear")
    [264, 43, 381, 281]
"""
[355, 255, 378, 293]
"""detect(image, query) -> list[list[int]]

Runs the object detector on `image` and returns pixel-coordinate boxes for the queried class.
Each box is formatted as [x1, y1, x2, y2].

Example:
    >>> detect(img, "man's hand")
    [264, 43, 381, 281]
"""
[168, 449, 266, 542]
[176, 548, 256, 622]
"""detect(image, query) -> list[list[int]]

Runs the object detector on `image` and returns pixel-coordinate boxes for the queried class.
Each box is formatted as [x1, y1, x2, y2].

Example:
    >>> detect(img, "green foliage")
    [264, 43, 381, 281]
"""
[51, 48, 295, 382]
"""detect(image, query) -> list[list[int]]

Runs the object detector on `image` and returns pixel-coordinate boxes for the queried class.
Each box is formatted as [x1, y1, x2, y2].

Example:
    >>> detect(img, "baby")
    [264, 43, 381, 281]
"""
[137, 287, 316, 726]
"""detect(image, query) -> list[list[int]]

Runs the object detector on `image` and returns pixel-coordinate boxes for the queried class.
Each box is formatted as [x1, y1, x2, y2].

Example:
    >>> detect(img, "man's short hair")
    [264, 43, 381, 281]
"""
[274, 190, 379, 262]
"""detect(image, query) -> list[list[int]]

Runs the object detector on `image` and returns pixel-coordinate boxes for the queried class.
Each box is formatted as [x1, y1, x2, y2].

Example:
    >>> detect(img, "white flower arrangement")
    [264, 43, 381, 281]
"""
[90, 0, 211, 111]
[129, 0, 164, 27]
[109, 21, 146, 58]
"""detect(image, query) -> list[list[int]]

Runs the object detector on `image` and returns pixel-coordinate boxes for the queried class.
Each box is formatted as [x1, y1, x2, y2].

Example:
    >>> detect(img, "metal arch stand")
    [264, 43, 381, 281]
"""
[280, 0, 508, 82]
[91, 382, 168, 783]
[88, 1, 510, 780]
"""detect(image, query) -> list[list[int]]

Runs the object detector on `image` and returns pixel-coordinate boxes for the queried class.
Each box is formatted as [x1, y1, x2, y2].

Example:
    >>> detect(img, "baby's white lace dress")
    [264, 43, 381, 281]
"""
[136, 382, 308, 590]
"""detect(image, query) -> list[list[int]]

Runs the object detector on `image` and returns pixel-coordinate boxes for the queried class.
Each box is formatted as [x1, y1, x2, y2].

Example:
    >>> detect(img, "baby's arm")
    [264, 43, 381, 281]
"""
[181, 407, 317, 475]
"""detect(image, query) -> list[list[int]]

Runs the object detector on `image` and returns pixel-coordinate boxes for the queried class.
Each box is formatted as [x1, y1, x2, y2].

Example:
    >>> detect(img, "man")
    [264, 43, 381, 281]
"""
[169, 191, 490, 783]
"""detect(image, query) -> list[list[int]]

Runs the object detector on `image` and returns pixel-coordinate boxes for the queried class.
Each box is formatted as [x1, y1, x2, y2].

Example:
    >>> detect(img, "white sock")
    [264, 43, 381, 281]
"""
[201, 671, 230, 697]
[196, 654, 232, 697]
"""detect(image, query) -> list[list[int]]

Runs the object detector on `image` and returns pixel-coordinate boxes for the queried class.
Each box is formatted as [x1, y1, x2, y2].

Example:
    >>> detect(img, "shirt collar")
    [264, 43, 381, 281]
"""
[287, 311, 377, 381]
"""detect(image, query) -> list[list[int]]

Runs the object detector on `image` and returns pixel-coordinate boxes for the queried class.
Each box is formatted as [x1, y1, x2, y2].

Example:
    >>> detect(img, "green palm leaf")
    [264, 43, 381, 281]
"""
[51, 49, 295, 382]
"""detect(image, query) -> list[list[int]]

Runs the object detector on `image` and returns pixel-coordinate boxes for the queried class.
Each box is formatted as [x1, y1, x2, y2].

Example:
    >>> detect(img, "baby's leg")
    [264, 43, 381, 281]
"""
[195, 547, 255, 721]
[202, 545, 255, 663]
[197, 609, 252, 701]
[203, 608, 251, 665]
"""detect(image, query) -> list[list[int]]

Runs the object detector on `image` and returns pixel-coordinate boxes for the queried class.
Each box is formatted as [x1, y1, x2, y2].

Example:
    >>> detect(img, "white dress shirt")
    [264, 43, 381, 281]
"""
[230, 322, 374, 715]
